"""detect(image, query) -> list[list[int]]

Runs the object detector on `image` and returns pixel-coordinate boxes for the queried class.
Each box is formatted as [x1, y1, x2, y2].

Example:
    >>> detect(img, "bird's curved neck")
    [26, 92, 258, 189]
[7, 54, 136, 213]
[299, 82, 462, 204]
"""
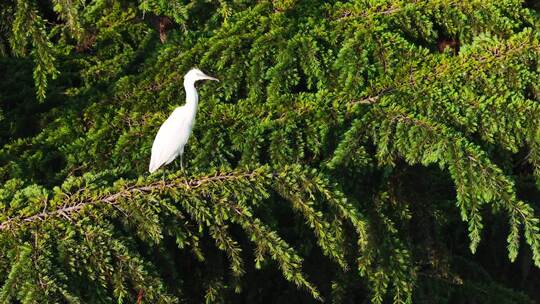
[184, 81, 198, 108]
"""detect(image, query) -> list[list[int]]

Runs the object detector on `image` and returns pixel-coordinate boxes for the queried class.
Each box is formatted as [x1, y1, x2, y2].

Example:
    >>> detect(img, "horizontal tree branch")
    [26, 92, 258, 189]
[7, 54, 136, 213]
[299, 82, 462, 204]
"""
[0, 170, 260, 232]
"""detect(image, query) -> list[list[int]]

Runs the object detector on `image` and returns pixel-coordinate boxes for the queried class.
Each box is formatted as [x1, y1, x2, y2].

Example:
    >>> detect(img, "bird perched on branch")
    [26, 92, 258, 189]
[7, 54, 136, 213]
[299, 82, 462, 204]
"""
[149, 68, 218, 173]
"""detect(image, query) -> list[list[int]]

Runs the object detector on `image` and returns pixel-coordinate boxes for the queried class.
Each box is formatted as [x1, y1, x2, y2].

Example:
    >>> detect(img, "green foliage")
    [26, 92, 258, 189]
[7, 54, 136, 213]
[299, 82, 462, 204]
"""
[11, 0, 59, 101]
[1, 0, 539, 303]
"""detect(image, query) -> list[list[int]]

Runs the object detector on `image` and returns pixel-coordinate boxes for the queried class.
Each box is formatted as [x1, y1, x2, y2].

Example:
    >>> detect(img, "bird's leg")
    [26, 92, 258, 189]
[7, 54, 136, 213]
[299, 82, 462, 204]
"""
[181, 154, 189, 187]
[180, 153, 184, 171]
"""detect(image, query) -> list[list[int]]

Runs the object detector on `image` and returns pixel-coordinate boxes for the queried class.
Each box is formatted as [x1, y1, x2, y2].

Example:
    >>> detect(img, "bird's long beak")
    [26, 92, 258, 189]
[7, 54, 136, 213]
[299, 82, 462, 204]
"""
[203, 75, 219, 81]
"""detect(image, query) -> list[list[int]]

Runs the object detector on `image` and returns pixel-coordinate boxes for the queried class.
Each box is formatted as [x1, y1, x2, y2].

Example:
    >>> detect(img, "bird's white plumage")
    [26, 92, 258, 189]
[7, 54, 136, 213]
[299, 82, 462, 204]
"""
[148, 68, 218, 173]
[149, 105, 195, 172]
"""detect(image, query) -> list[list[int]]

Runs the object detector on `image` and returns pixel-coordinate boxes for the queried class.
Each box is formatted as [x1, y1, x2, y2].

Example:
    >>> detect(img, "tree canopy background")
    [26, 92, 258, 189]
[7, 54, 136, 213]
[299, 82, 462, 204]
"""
[1, 0, 540, 303]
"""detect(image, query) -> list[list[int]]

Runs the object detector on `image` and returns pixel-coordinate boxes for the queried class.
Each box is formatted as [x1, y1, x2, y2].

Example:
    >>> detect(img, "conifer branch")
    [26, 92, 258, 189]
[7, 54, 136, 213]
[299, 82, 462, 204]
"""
[0, 171, 260, 231]
[1, 0, 539, 302]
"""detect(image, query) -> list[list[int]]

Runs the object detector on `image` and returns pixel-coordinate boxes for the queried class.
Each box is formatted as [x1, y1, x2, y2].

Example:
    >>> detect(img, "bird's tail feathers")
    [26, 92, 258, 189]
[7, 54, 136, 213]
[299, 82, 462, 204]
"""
[149, 157, 161, 173]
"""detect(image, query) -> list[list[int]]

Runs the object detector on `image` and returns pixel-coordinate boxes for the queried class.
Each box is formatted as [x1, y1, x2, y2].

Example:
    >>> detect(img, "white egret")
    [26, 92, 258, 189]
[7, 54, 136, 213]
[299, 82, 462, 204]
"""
[149, 68, 218, 173]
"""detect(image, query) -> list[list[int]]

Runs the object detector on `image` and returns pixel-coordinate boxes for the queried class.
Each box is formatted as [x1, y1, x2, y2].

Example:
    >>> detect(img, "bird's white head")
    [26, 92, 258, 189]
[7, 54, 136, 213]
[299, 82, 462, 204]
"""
[184, 68, 219, 85]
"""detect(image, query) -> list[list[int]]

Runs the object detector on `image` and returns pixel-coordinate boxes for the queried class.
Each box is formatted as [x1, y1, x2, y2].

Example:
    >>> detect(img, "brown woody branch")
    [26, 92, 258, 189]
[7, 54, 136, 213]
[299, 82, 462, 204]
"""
[0, 171, 259, 231]
[351, 95, 381, 105]
[350, 88, 394, 105]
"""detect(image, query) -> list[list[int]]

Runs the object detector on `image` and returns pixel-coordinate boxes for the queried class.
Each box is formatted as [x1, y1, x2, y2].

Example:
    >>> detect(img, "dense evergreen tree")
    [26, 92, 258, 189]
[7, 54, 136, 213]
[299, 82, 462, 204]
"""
[0, 0, 539, 302]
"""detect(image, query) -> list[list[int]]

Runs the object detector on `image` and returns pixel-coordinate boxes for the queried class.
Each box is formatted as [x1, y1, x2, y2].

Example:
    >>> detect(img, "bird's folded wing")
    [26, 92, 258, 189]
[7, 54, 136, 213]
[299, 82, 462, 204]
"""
[149, 109, 190, 173]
